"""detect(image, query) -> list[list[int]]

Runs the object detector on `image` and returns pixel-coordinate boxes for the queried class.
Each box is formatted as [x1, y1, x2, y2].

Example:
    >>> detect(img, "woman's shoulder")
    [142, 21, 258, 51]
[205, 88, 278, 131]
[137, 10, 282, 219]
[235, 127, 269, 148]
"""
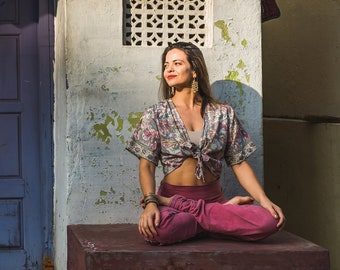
[143, 100, 170, 117]
[145, 100, 169, 111]
[207, 101, 235, 114]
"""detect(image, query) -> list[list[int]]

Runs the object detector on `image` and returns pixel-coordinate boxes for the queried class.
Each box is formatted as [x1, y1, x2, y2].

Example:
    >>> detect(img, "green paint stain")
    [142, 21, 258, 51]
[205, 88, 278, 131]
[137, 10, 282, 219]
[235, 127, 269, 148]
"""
[100, 190, 108, 196]
[225, 71, 244, 96]
[241, 39, 248, 47]
[95, 198, 106, 205]
[128, 112, 143, 131]
[93, 121, 113, 144]
[225, 70, 239, 81]
[118, 135, 125, 144]
[236, 82, 244, 95]
[101, 84, 109, 91]
[88, 111, 94, 121]
[214, 20, 231, 42]
[116, 116, 124, 132]
[237, 60, 246, 70]
[90, 109, 143, 146]
[95, 188, 125, 206]
[245, 73, 250, 83]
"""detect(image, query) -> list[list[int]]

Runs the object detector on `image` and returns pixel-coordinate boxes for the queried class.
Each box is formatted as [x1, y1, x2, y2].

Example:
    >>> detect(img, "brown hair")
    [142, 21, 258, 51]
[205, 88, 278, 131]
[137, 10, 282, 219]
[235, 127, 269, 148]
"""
[159, 42, 218, 116]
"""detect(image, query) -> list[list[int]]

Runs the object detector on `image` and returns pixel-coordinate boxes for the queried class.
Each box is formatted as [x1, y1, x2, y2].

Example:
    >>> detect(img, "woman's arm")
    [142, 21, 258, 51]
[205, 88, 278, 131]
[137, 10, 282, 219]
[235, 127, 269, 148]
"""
[139, 157, 157, 195]
[232, 161, 285, 228]
[138, 158, 160, 237]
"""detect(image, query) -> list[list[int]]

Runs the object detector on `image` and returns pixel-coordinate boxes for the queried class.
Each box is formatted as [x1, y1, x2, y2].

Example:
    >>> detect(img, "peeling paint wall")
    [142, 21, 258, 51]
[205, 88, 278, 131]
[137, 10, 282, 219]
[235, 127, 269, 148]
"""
[54, 1, 263, 269]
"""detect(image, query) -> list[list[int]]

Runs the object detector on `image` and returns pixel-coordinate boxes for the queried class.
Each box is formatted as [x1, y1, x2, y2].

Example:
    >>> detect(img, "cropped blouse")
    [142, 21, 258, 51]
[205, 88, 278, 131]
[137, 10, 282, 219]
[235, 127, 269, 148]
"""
[126, 99, 256, 180]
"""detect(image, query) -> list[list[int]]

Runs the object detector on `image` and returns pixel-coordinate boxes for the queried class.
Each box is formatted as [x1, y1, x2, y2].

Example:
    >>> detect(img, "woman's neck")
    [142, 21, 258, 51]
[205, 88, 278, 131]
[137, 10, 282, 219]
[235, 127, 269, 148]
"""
[172, 90, 200, 109]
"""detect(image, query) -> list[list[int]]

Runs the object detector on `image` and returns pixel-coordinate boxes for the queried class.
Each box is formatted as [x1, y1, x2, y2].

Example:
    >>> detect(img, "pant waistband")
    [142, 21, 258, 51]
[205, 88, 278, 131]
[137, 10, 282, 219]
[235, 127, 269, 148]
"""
[157, 180, 226, 203]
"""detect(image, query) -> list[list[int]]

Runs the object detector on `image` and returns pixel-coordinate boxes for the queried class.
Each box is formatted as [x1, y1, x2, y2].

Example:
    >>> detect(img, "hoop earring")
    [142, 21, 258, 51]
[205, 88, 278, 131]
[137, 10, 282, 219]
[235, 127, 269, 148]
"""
[171, 87, 175, 96]
[192, 77, 198, 94]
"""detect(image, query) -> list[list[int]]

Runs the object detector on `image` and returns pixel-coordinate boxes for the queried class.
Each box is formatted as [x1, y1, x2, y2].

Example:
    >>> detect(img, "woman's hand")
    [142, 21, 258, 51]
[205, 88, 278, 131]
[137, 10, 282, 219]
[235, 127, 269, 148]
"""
[138, 202, 160, 238]
[231, 161, 286, 229]
[259, 198, 285, 229]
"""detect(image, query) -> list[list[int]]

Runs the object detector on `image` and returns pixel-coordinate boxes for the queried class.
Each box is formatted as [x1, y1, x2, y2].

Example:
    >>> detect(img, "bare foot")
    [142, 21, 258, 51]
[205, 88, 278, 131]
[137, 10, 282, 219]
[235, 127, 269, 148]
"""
[224, 196, 254, 205]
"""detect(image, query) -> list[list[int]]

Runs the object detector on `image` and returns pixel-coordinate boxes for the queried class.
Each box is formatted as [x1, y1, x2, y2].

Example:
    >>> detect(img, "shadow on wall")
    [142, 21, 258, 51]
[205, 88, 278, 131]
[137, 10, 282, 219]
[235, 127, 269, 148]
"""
[211, 80, 262, 199]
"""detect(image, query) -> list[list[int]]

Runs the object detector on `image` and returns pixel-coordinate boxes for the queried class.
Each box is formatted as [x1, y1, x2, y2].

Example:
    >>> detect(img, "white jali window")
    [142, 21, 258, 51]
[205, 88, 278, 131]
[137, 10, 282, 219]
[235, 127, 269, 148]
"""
[123, 0, 212, 47]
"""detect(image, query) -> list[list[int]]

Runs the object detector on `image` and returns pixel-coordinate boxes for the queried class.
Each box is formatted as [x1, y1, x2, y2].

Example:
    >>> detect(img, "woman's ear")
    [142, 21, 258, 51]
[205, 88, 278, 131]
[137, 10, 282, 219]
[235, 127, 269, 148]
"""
[192, 71, 197, 79]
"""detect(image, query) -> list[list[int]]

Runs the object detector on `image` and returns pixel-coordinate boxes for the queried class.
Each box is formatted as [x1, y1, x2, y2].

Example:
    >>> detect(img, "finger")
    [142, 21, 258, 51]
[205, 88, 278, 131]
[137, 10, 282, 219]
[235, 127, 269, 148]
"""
[276, 215, 284, 228]
[140, 216, 153, 238]
[279, 217, 286, 230]
[268, 205, 279, 219]
[154, 211, 160, 228]
[271, 207, 285, 228]
[147, 217, 158, 236]
[138, 219, 144, 235]
[275, 209, 285, 228]
[139, 214, 155, 238]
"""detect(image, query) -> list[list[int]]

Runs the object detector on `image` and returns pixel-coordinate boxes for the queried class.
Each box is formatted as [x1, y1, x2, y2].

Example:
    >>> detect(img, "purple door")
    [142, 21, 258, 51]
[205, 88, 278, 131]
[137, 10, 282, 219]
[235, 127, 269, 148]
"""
[0, 0, 53, 268]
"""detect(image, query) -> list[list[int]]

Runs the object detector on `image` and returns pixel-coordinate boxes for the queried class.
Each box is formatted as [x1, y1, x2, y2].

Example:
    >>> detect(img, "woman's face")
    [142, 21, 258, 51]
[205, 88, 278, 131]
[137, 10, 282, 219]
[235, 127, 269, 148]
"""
[163, 48, 195, 90]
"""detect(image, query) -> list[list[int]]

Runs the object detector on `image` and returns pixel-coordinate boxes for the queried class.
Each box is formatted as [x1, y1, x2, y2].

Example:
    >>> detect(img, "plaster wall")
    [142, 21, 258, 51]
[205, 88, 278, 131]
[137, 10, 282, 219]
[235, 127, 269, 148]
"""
[262, 0, 340, 269]
[54, 1, 264, 269]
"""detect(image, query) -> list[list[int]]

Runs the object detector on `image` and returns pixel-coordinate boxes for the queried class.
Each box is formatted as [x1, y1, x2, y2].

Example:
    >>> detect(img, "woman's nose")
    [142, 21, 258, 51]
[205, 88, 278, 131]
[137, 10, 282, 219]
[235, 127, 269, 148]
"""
[166, 64, 174, 72]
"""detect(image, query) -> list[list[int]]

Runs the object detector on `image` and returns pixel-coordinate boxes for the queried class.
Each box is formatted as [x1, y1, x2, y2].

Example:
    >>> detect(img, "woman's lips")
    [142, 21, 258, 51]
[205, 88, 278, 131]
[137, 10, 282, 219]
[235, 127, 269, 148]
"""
[167, 75, 176, 80]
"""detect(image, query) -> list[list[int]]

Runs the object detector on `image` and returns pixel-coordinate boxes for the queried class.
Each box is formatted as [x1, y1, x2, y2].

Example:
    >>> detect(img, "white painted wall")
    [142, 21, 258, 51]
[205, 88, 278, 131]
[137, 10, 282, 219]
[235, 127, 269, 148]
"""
[54, 1, 263, 269]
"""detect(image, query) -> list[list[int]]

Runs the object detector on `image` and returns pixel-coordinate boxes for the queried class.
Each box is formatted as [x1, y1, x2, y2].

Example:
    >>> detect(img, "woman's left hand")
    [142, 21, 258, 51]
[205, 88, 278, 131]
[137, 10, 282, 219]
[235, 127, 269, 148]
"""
[259, 198, 285, 229]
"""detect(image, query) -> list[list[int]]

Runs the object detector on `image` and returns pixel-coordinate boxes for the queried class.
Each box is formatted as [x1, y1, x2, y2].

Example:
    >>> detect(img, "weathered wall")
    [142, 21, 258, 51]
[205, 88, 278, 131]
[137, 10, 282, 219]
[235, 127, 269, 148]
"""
[54, 1, 263, 269]
[262, 0, 340, 269]
[53, 0, 68, 267]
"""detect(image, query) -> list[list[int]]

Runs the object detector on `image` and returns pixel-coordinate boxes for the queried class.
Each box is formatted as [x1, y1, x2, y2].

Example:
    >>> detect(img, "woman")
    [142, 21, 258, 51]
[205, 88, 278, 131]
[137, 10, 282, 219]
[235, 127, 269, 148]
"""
[127, 42, 285, 245]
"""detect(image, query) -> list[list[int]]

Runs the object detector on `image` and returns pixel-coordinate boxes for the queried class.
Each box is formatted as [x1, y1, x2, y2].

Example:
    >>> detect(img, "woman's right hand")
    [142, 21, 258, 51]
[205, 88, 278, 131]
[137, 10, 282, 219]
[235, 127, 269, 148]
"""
[138, 202, 160, 238]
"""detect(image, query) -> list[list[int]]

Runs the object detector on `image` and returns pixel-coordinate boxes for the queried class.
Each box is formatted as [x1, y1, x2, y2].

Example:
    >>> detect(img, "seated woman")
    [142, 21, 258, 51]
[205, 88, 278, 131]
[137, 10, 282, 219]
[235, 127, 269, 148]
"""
[126, 42, 285, 245]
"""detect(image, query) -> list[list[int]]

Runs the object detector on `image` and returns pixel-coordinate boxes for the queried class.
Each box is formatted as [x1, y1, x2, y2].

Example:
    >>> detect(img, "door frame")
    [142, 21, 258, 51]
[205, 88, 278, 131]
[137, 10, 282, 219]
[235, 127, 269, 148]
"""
[37, 0, 54, 266]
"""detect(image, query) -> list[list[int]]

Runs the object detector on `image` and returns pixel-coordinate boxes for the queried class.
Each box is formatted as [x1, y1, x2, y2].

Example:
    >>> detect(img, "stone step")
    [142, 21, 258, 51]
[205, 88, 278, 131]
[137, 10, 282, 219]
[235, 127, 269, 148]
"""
[68, 224, 330, 270]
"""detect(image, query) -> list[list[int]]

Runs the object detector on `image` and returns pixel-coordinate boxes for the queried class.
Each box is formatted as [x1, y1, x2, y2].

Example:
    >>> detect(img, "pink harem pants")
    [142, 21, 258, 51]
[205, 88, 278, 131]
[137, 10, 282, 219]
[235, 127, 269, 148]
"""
[145, 180, 278, 245]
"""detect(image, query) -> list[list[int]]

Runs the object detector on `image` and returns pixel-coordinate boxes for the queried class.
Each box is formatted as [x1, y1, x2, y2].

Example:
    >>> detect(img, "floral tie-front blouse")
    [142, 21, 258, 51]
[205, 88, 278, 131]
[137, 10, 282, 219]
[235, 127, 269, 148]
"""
[126, 99, 256, 180]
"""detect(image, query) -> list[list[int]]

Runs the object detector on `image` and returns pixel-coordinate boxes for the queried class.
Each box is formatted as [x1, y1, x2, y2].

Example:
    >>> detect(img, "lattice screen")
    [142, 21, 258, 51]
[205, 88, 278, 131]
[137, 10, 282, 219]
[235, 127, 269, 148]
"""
[123, 0, 212, 47]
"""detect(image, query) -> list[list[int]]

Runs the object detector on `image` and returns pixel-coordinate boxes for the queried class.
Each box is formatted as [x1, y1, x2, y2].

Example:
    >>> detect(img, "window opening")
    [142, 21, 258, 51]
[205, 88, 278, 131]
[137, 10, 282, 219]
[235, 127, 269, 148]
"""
[123, 0, 212, 47]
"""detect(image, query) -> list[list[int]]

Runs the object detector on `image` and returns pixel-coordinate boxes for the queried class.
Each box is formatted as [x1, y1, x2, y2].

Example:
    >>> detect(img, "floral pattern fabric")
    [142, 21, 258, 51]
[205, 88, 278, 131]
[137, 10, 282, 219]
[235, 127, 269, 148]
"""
[126, 99, 256, 180]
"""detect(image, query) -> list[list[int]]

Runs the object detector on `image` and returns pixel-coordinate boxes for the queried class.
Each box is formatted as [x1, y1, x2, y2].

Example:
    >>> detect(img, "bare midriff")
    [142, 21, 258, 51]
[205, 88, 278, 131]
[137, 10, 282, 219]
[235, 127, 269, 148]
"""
[163, 157, 219, 186]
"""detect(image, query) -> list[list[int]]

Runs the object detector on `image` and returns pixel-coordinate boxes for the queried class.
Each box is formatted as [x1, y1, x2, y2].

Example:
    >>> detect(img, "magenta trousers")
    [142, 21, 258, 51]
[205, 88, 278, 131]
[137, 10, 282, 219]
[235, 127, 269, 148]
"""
[145, 180, 278, 245]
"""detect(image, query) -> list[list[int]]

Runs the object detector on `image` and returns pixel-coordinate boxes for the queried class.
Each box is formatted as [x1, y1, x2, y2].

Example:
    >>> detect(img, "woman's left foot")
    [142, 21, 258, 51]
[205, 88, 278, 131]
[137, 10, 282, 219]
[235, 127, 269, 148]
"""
[225, 196, 254, 205]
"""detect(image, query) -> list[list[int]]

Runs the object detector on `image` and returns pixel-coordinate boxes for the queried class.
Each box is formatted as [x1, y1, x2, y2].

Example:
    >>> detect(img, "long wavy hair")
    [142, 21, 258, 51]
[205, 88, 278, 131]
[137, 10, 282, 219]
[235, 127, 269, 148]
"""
[159, 42, 218, 116]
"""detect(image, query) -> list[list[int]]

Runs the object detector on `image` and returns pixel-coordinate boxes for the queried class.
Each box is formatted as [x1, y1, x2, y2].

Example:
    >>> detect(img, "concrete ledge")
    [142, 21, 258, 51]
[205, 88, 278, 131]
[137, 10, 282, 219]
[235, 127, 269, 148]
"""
[68, 224, 330, 270]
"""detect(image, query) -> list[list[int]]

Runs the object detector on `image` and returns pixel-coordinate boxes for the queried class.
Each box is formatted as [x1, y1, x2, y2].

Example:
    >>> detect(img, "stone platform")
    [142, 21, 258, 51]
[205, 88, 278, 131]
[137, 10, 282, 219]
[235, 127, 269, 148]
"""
[67, 224, 330, 270]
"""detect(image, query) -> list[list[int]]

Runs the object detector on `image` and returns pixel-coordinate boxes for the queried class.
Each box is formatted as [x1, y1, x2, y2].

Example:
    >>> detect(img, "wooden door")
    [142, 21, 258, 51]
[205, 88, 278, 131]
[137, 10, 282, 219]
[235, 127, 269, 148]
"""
[0, 0, 53, 268]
